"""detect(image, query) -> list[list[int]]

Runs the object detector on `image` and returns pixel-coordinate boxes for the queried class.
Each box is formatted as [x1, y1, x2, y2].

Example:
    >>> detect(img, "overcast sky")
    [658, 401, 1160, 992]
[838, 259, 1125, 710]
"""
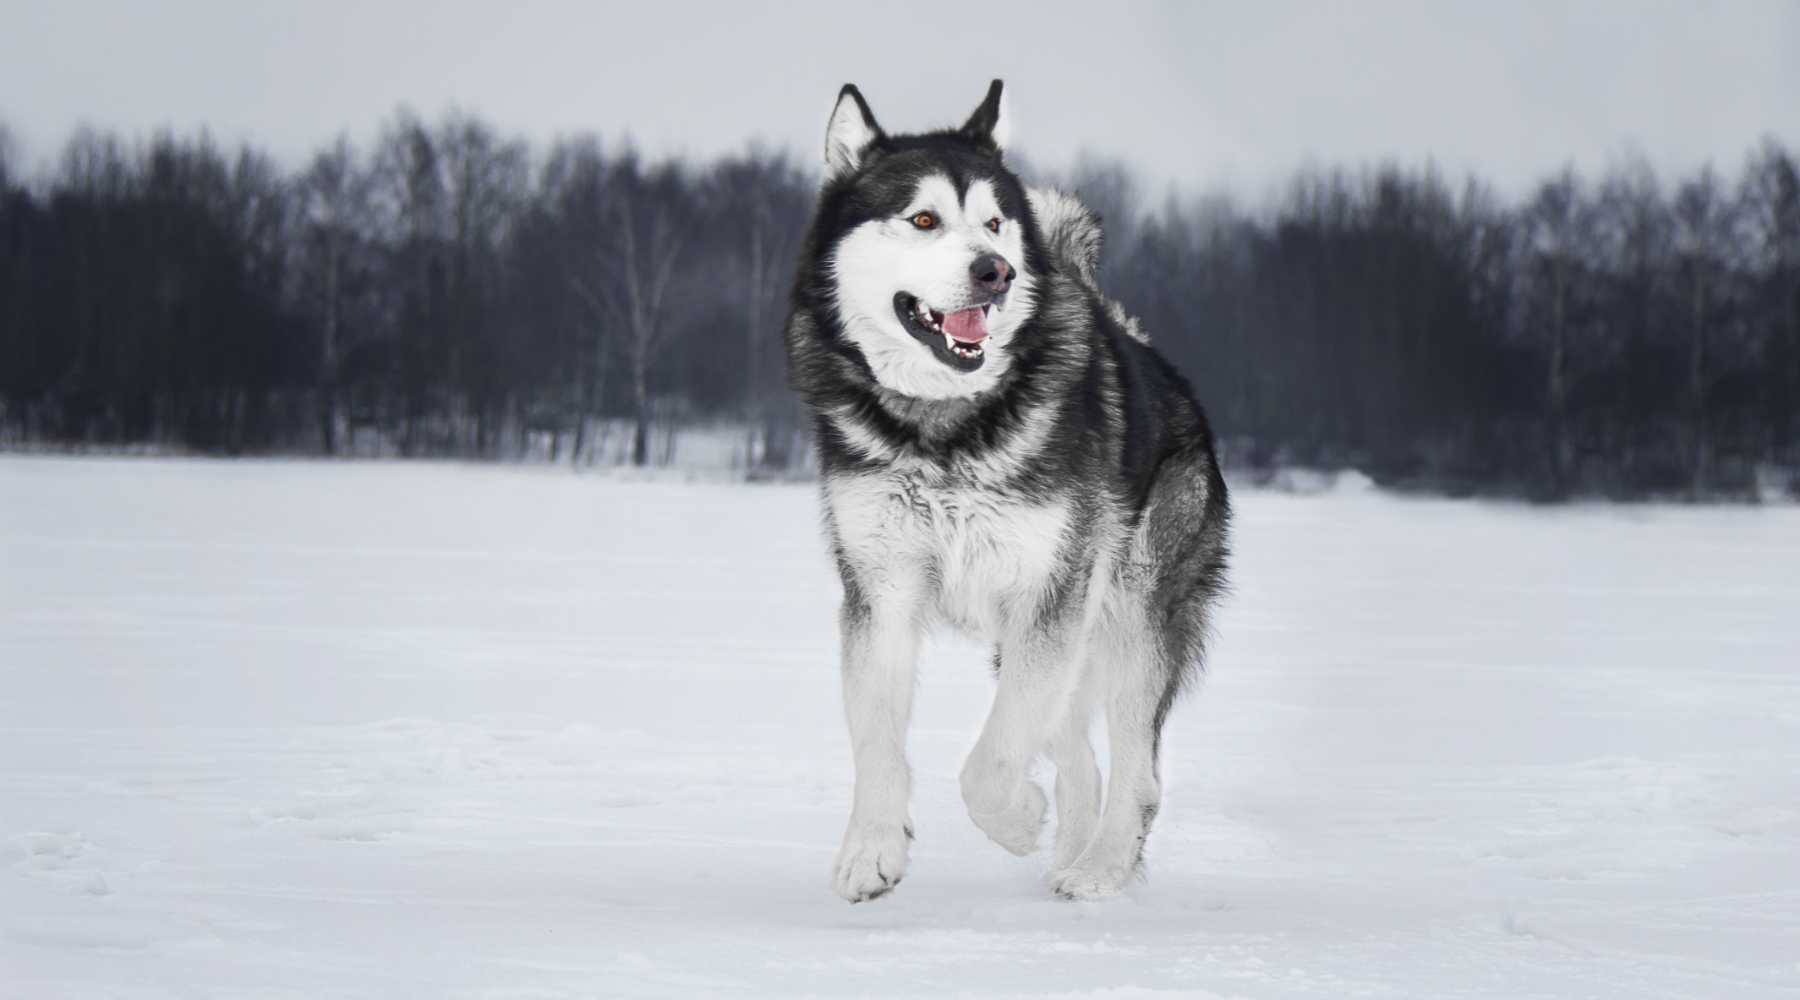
[3, 0, 1798, 199]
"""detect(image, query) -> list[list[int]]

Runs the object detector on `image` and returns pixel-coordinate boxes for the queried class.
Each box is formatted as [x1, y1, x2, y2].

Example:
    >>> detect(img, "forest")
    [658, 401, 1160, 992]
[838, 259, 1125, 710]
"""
[1, 113, 1796, 499]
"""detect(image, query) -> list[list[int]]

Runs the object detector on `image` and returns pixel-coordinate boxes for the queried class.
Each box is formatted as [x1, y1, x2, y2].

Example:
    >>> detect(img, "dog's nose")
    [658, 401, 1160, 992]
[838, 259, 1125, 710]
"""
[970, 254, 1013, 295]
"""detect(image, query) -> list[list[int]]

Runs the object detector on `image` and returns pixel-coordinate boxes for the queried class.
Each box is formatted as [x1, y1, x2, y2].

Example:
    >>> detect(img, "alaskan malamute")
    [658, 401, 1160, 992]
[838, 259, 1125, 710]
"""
[784, 81, 1229, 901]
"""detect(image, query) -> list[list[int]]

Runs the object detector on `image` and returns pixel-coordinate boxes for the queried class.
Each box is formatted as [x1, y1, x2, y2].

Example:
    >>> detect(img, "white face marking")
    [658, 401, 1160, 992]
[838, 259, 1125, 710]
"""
[827, 174, 1038, 400]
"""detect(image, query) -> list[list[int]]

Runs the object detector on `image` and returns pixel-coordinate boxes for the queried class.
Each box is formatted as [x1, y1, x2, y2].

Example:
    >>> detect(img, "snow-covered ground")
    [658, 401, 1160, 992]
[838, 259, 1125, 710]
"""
[2, 456, 1797, 1000]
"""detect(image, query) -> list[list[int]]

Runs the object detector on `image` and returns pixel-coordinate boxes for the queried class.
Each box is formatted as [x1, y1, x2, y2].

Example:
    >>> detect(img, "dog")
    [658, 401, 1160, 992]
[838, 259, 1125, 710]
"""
[784, 80, 1229, 901]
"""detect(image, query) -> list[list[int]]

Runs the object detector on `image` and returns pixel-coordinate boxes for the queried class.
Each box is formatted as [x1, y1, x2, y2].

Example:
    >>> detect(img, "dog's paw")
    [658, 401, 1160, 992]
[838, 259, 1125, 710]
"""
[829, 825, 911, 903]
[965, 780, 1047, 857]
[1045, 859, 1136, 900]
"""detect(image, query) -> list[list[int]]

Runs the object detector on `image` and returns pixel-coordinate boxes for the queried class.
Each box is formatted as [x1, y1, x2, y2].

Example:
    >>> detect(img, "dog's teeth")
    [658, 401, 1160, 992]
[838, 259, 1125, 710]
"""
[943, 332, 956, 351]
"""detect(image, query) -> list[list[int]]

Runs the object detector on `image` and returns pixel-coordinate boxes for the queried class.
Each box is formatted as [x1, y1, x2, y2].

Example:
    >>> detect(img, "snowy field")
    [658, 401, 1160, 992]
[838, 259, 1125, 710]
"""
[2, 455, 1798, 1000]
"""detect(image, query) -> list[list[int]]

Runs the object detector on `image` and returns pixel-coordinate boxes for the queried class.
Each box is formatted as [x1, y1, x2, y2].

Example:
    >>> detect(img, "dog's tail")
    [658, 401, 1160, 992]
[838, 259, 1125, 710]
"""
[1027, 187, 1149, 345]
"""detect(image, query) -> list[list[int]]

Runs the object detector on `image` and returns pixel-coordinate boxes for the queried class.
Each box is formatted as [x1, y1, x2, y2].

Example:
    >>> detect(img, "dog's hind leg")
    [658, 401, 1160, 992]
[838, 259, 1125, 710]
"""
[960, 625, 1086, 856]
[1049, 456, 1225, 899]
[829, 572, 927, 903]
[1046, 622, 1171, 899]
[1043, 659, 1103, 874]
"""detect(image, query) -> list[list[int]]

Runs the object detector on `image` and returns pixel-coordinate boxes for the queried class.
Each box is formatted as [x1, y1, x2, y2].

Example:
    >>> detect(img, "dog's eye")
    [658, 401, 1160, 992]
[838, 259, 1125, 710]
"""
[986, 218, 1001, 233]
[911, 213, 936, 230]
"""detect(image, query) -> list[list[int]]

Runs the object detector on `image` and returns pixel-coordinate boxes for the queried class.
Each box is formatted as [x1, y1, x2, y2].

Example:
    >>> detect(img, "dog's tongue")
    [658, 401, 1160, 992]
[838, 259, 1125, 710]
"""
[943, 307, 989, 344]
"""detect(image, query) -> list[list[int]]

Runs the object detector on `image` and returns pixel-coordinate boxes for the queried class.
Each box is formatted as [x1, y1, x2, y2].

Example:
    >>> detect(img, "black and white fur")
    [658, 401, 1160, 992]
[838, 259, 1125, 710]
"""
[785, 81, 1229, 902]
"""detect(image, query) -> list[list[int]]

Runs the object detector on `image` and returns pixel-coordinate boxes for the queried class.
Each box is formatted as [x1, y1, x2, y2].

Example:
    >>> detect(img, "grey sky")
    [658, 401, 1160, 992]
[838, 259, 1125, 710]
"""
[3, 0, 1798, 198]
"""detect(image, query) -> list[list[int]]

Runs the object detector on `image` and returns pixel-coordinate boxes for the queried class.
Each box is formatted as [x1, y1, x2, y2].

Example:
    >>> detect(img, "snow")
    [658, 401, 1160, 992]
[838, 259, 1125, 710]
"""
[2, 454, 1797, 999]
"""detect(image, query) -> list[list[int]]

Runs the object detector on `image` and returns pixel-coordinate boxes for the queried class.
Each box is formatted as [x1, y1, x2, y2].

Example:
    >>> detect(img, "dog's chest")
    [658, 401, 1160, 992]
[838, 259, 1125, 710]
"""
[826, 471, 1070, 631]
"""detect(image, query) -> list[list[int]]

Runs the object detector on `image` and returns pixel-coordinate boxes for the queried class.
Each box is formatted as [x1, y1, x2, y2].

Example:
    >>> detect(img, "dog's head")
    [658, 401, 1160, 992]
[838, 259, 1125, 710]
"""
[813, 81, 1041, 400]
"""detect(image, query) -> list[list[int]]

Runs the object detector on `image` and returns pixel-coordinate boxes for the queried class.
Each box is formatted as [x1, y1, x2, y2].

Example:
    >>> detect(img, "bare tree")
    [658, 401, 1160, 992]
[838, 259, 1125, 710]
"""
[435, 113, 527, 443]
[1519, 169, 1586, 491]
[295, 135, 372, 453]
[534, 138, 609, 463]
[567, 153, 691, 466]
[1593, 160, 1672, 482]
[1671, 166, 1736, 494]
[1743, 142, 1800, 466]
[710, 148, 810, 468]
[373, 112, 446, 454]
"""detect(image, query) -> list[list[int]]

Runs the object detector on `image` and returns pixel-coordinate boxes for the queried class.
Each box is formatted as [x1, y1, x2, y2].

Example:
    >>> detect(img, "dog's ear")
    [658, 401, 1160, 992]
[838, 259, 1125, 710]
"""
[823, 84, 882, 183]
[960, 80, 1009, 152]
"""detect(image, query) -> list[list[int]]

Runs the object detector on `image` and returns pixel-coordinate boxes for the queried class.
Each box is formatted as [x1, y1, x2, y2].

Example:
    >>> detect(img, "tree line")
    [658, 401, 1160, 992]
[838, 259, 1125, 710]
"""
[1100, 150, 1800, 499]
[0, 113, 1796, 498]
[0, 114, 812, 469]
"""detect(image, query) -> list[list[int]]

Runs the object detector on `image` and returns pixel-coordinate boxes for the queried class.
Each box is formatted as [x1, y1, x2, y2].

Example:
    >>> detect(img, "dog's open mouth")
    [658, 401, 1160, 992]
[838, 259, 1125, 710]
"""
[895, 293, 989, 373]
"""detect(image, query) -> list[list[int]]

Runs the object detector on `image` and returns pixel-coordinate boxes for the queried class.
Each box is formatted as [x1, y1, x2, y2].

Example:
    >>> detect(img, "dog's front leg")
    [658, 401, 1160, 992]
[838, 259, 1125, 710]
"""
[829, 572, 925, 903]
